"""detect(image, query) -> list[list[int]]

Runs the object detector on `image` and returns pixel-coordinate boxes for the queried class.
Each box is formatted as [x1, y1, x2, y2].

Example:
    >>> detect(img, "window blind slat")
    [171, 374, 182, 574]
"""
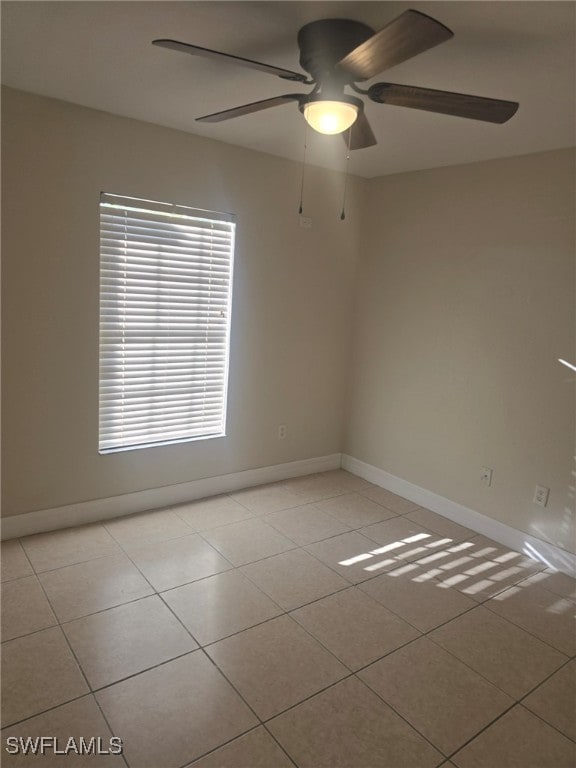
[101, 229, 232, 248]
[101, 398, 224, 415]
[100, 411, 225, 435]
[100, 351, 227, 362]
[100, 331, 227, 340]
[101, 268, 231, 284]
[100, 210, 233, 232]
[99, 394, 225, 409]
[100, 288, 230, 300]
[100, 410, 225, 433]
[101, 302, 229, 313]
[101, 414, 225, 433]
[99, 193, 235, 452]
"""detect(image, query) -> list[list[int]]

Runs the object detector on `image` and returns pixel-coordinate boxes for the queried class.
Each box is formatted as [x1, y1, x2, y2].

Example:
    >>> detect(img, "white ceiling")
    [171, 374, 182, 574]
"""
[2, 1, 575, 178]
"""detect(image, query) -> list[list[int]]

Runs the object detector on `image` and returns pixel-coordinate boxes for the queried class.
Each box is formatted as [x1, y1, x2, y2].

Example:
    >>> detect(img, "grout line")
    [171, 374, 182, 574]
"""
[171, 723, 264, 768]
[258, 670, 449, 761]
[154, 590, 205, 647]
[3, 543, 126, 759]
[2, 591, 162, 645]
[228, 491, 347, 517]
[12, 483, 552, 592]
[198, 645, 265, 724]
[3, 476, 575, 762]
[170, 508, 257, 533]
[84, 648, 208, 696]
[0, 540, 35, 584]
[28, 566, 93, 690]
[3, 529, 568, 664]
[480, 590, 576, 657]
[434, 648, 576, 761]
[8, 648, 548, 768]
[5, 567, 571, 745]
[440, 696, 521, 763]
[5, 565, 569, 704]
[55, 592, 156, 629]
[79, 522, 294, 757]
[261, 723, 300, 767]
[17, 520, 126, 567]
[515, 700, 576, 746]
[188, 570, 522, 763]
[516, 658, 576, 730]
[0, 567, 419, 729]
[194, 525, 301, 566]
[107, 538, 212, 654]
[90, 692, 131, 768]
[357, 569, 575, 666]
[25, 521, 536, 604]
[1, 691, 98, 730]
[15, 546, 124, 578]
[351, 674, 451, 762]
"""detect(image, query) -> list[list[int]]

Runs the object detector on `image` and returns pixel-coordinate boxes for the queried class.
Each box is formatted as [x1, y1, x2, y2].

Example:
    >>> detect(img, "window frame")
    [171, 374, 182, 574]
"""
[98, 192, 236, 454]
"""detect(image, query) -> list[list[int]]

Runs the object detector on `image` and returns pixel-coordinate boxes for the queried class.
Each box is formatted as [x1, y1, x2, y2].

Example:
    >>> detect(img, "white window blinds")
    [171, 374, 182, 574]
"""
[99, 193, 235, 453]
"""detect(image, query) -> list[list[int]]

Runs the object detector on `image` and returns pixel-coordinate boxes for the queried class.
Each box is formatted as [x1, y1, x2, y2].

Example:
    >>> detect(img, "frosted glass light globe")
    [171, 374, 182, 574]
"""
[303, 100, 359, 135]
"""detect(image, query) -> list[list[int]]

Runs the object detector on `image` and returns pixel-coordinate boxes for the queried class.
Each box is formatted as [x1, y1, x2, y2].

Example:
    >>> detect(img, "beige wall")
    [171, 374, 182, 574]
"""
[3, 87, 574, 557]
[347, 149, 575, 554]
[1, 87, 365, 516]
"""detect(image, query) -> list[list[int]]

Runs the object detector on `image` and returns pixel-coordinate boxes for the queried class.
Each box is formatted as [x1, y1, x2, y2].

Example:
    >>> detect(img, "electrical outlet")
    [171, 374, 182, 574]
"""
[533, 485, 549, 507]
[278, 424, 287, 440]
[481, 467, 493, 486]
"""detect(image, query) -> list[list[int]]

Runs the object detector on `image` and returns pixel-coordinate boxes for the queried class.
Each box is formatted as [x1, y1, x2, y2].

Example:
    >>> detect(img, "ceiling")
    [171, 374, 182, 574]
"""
[2, 1, 575, 178]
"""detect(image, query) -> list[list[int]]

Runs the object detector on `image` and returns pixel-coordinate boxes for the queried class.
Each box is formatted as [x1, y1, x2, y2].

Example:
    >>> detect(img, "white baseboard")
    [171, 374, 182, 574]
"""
[5, 450, 575, 578]
[342, 454, 576, 578]
[1, 453, 342, 540]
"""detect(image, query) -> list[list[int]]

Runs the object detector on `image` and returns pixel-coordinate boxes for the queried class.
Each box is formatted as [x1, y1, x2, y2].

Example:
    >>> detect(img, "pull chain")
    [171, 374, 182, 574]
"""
[298, 120, 309, 215]
[340, 127, 352, 221]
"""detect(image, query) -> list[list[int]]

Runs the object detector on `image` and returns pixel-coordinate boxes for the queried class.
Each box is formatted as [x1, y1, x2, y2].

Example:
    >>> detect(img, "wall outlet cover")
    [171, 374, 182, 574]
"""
[533, 485, 550, 507]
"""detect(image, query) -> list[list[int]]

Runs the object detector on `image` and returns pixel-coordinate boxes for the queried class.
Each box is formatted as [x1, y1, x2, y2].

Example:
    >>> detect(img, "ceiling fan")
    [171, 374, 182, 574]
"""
[152, 9, 519, 150]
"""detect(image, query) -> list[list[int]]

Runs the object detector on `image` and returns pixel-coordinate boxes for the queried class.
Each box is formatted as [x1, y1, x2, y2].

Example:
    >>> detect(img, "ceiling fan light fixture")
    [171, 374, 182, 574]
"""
[303, 99, 358, 135]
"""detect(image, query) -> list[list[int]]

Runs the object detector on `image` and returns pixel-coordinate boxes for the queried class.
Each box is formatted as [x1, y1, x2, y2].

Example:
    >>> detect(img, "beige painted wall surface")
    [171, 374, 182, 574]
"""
[347, 149, 576, 553]
[1, 87, 365, 516]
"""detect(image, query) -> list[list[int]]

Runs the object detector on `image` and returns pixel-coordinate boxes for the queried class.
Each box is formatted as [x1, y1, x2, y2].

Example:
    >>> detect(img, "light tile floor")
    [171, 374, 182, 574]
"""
[1, 469, 575, 768]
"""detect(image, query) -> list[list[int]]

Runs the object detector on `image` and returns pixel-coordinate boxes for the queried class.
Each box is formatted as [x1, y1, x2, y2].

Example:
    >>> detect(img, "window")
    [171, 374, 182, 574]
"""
[99, 193, 235, 453]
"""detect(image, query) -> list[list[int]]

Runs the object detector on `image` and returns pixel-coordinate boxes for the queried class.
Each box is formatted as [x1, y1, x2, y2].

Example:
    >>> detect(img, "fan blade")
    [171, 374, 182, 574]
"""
[196, 94, 302, 123]
[153, 39, 309, 82]
[338, 10, 453, 81]
[344, 111, 377, 150]
[368, 82, 519, 123]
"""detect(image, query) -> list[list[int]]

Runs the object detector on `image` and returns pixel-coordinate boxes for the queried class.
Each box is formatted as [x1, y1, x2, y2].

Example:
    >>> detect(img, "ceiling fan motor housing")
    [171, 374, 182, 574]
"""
[297, 19, 375, 83]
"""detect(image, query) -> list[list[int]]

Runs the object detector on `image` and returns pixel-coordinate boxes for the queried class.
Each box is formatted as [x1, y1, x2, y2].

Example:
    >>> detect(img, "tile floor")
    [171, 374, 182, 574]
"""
[1, 469, 575, 768]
